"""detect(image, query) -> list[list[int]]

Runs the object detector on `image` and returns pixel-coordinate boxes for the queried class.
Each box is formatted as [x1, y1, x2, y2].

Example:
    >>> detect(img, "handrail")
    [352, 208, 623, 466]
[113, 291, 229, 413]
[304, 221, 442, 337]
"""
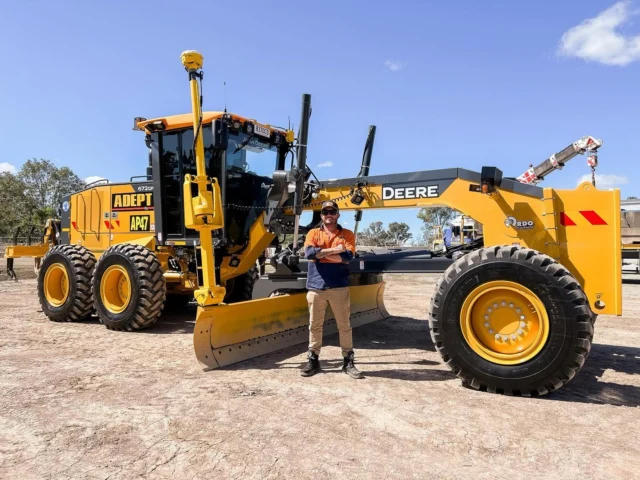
[85, 178, 109, 188]
[89, 189, 101, 236]
[76, 193, 87, 238]
[130, 175, 152, 182]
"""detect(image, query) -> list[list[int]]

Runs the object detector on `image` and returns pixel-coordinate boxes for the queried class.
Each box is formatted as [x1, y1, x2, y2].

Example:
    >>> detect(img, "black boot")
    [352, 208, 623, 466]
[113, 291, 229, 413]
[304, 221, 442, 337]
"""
[300, 350, 320, 377]
[342, 351, 363, 379]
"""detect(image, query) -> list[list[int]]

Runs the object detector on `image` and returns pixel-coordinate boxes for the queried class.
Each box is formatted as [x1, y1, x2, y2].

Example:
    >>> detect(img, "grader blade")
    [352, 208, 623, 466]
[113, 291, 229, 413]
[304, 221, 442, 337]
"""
[194, 282, 389, 369]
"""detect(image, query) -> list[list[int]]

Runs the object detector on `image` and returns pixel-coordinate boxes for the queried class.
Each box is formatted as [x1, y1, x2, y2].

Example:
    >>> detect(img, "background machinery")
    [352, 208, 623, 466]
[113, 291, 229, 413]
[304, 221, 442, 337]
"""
[5, 50, 623, 397]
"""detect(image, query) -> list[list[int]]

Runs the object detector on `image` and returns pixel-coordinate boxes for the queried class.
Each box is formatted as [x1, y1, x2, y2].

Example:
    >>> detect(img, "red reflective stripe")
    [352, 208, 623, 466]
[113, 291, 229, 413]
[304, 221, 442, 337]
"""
[115, 220, 120, 227]
[579, 210, 607, 225]
[560, 212, 576, 226]
[104, 220, 112, 229]
[71, 221, 77, 229]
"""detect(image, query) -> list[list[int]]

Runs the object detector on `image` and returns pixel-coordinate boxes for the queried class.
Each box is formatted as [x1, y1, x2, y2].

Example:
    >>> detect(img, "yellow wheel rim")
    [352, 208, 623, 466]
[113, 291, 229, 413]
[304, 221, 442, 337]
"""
[460, 280, 549, 365]
[100, 265, 132, 314]
[44, 263, 69, 307]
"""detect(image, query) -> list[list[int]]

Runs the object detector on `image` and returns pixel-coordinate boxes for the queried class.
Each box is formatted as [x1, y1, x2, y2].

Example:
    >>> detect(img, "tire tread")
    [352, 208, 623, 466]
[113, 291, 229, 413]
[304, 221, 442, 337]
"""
[428, 246, 595, 397]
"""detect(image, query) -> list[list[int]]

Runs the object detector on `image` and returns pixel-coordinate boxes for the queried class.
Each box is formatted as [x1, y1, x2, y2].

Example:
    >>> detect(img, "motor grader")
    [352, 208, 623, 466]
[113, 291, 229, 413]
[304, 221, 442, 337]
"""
[5, 50, 622, 397]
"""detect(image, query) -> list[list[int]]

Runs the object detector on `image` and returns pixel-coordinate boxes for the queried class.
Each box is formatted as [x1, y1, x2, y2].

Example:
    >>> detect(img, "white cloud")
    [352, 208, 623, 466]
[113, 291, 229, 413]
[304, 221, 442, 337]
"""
[85, 175, 107, 185]
[384, 60, 407, 71]
[317, 161, 333, 168]
[558, 1, 640, 66]
[576, 173, 629, 189]
[0, 162, 17, 174]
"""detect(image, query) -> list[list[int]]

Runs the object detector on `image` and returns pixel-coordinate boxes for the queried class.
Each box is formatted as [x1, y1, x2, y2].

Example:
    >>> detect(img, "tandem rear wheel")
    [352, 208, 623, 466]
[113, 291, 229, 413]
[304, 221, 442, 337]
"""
[92, 244, 166, 331]
[429, 246, 595, 396]
[38, 245, 96, 322]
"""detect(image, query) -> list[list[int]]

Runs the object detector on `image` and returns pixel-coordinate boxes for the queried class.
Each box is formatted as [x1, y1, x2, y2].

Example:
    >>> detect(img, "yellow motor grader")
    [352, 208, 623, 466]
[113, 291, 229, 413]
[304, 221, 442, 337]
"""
[5, 50, 622, 396]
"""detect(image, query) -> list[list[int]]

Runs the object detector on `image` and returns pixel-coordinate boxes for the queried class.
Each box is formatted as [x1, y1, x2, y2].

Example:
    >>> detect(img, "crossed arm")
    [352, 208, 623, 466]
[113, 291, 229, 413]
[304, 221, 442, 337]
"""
[314, 244, 347, 263]
[304, 232, 355, 264]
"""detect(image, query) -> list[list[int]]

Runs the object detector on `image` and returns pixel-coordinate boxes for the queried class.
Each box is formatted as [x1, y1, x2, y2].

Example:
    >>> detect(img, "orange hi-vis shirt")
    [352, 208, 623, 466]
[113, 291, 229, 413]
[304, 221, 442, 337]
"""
[304, 224, 356, 290]
[304, 224, 356, 262]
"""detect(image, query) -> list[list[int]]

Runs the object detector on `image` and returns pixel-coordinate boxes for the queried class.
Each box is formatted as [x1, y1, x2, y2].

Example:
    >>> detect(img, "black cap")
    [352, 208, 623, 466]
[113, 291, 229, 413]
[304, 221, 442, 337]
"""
[321, 200, 339, 211]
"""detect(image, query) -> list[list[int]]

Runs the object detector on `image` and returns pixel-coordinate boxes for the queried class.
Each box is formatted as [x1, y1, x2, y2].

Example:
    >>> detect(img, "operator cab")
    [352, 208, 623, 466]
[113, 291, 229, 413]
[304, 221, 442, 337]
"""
[137, 113, 293, 248]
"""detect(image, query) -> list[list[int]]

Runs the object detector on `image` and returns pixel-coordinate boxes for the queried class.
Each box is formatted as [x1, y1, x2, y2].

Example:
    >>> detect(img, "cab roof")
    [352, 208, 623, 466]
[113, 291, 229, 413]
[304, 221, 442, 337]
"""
[136, 111, 288, 135]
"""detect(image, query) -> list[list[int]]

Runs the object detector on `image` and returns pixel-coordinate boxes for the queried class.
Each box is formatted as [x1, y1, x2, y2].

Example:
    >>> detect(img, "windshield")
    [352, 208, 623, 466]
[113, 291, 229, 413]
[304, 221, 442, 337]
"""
[227, 133, 277, 178]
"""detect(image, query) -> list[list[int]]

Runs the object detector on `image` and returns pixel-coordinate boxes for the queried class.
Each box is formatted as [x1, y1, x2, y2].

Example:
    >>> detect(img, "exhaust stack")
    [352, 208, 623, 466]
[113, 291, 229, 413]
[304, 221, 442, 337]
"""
[354, 125, 377, 237]
[289, 94, 312, 263]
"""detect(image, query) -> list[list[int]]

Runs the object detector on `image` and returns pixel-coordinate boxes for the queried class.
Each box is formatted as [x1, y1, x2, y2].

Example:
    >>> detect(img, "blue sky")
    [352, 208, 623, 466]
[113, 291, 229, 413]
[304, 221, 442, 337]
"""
[1, 1, 639, 239]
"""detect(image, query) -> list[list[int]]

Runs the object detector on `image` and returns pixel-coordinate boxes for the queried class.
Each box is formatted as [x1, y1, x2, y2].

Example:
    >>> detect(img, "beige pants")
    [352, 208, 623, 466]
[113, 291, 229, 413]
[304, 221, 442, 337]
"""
[307, 287, 353, 357]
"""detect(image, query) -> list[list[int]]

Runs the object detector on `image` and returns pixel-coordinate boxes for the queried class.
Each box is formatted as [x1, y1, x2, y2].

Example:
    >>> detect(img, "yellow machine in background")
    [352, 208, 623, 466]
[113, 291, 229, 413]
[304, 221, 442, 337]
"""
[5, 50, 622, 397]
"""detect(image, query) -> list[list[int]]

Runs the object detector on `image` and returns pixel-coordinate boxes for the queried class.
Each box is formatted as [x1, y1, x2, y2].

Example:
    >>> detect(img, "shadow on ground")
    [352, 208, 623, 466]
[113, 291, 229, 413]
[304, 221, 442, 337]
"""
[549, 343, 640, 407]
[146, 306, 449, 381]
[132, 307, 640, 405]
[242, 317, 455, 381]
[226, 315, 454, 382]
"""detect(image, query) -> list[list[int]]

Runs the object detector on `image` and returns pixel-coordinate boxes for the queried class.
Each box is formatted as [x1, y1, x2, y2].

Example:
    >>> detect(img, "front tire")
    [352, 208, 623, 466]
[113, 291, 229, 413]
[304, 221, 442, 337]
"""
[429, 246, 594, 396]
[92, 244, 166, 331]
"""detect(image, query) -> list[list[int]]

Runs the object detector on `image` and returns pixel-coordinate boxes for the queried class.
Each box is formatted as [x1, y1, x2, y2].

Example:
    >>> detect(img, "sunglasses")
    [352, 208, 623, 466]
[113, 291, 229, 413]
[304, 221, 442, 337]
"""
[321, 209, 337, 215]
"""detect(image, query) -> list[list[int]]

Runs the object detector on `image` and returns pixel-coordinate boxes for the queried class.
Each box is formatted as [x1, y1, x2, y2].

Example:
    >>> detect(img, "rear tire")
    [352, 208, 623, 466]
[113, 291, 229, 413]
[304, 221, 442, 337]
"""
[37, 245, 96, 322]
[92, 244, 166, 331]
[429, 246, 594, 396]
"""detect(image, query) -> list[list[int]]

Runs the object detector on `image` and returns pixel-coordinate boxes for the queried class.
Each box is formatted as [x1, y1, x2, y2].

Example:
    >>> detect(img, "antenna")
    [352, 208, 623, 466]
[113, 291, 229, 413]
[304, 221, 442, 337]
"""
[223, 81, 227, 113]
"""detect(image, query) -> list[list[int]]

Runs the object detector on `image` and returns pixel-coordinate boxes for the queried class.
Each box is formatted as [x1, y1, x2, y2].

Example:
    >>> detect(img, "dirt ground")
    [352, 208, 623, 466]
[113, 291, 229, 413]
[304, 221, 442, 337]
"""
[1, 262, 639, 479]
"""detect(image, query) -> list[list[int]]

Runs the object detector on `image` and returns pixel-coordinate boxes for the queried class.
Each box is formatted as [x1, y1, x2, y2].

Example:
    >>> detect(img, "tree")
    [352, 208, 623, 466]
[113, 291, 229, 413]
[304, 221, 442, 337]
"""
[628, 196, 638, 200]
[53, 166, 86, 209]
[417, 206, 457, 241]
[358, 221, 391, 246]
[418, 224, 435, 247]
[0, 160, 85, 235]
[18, 159, 85, 225]
[387, 222, 412, 246]
[0, 173, 32, 235]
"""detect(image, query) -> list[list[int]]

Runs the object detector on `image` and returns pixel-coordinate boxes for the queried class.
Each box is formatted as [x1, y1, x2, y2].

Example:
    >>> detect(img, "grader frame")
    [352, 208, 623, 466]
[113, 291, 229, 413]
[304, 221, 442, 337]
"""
[4, 49, 622, 397]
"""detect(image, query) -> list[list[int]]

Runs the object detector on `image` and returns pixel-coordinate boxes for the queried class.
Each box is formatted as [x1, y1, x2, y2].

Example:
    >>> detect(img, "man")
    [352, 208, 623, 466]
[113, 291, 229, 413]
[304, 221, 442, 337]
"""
[300, 200, 363, 379]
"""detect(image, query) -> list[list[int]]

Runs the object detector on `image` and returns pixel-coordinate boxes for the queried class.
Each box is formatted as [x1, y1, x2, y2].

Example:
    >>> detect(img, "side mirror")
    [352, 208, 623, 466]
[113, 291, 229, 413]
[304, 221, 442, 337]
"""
[213, 119, 229, 150]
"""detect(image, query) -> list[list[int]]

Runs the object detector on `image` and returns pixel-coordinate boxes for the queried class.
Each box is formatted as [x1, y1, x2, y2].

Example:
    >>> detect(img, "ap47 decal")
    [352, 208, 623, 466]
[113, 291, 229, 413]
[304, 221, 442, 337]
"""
[382, 185, 439, 200]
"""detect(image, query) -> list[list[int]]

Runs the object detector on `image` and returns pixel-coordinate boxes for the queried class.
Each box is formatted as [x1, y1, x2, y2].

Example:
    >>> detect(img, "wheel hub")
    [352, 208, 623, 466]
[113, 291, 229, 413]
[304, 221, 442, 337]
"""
[483, 302, 529, 345]
[44, 263, 69, 307]
[101, 265, 132, 314]
[460, 281, 549, 365]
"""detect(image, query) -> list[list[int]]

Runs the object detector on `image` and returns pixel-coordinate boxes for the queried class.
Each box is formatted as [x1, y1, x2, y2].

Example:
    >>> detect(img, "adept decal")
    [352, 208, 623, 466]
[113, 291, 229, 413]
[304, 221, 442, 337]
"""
[505, 216, 534, 229]
[112, 192, 154, 211]
[382, 185, 439, 200]
[130, 215, 151, 231]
